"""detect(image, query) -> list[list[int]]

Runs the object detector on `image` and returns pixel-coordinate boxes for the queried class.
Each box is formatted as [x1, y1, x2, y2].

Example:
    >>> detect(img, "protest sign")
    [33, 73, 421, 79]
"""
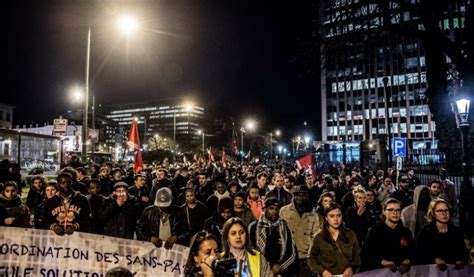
[0, 227, 189, 277]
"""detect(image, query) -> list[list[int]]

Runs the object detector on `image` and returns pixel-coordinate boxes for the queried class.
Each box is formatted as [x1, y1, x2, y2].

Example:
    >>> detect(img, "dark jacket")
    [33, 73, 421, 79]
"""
[26, 188, 42, 212]
[415, 222, 468, 265]
[0, 195, 31, 228]
[136, 205, 188, 245]
[43, 192, 91, 231]
[99, 196, 140, 239]
[360, 221, 415, 271]
[128, 185, 150, 214]
[86, 194, 106, 234]
[265, 188, 293, 206]
[345, 204, 372, 245]
[390, 189, 414, 210]
[181, 201, 209, 237]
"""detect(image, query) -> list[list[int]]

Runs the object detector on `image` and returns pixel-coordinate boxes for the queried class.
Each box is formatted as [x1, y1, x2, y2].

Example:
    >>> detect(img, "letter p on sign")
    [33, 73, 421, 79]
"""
[392, 137, 407, 157]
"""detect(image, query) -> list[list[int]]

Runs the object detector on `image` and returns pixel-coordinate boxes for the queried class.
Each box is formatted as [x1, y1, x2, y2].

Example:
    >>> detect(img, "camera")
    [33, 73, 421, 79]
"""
[212, 258, 237, 276]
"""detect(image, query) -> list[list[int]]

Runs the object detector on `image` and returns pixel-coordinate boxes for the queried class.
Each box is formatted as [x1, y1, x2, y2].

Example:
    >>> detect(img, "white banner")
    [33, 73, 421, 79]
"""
[355, 264, 474, 277]
[0, 227, 189, 277]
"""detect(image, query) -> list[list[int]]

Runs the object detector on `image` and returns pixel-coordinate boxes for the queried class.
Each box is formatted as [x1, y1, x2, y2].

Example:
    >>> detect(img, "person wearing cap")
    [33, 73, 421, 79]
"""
[249, 197, 299, 276]
[43, 172, 91, 235]
[280, 185, 321, 276]
[99, 182, 140, 239]
[390, 175, 414, 209]
[137, 187, 188, 249]
[233, 190, 255, 226]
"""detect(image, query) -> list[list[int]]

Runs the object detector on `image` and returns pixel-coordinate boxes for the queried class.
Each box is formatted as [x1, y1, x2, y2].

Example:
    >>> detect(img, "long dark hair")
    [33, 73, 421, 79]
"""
[320, 202, 350, 244]
[184, 231, 219, 275]
[221, 217, 255, 257]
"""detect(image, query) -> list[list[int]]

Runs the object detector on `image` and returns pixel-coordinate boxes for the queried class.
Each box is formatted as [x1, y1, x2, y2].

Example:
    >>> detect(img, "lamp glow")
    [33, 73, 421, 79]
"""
[117, 15, 139, 36]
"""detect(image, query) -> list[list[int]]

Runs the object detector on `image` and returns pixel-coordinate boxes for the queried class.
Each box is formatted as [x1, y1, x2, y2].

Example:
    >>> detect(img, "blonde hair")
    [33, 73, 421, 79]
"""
[352, 185, 366, 196]
[426, 198, 451, 224]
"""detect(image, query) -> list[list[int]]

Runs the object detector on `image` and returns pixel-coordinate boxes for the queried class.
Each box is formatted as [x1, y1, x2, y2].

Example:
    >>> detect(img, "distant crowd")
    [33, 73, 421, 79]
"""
[0, 157, 472, 276]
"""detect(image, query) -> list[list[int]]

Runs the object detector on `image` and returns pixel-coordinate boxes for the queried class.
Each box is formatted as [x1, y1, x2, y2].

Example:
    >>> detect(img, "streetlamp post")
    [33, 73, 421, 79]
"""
[80, 16, 138, 162]
[240, 127, 245, 162]
[197, 130, 205, 154]
[454, 98, 472, 233]
[81, 27, 91, 161]
[240, 119, 256, 162]
[269, 129, 281, 160]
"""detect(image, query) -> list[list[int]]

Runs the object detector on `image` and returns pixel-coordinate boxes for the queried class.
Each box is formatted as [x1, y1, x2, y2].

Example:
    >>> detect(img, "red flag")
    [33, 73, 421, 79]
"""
[127, 119, 144, 173]
[222, 148, 227, 164]
[296, 154, 316, 177]
[207, 147, 216, 163]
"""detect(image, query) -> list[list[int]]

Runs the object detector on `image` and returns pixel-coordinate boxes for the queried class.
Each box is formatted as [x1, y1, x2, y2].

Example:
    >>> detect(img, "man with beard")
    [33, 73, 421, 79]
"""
[429, 180, 443, 199]
[43, 172, 91, 235]
[97, 166, 113, 197]
[149, 168, 177, 205]
[280, 185, 321, 276]
[137, 187, 187, 249]
[249, 197, 299, 276]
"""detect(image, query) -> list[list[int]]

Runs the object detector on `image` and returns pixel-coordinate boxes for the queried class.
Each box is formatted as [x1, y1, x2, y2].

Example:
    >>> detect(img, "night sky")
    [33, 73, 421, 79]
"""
[1, 0, 320, 138]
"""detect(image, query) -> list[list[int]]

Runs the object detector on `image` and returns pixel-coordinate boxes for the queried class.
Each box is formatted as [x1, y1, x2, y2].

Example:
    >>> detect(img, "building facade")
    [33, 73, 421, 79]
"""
[104, 98, 204, 150]
[0, 104, 15, 129]
[319, 0, 468, 165]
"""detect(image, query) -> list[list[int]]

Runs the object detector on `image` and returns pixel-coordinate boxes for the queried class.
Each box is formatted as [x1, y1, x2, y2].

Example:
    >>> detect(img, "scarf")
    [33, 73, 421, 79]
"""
[214, 190, 229, 200]
[256, 214, 296, 271]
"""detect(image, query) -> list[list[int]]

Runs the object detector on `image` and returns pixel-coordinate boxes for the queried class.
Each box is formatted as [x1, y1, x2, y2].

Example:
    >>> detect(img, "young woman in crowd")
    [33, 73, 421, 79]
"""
[308, 202, 360, 277]
[184, 231, 220, 277]
[0, 181, 30, 227]
[220, 217, 271, 276]
[416, 198, 467, 269]
[34, 180, 58, 229]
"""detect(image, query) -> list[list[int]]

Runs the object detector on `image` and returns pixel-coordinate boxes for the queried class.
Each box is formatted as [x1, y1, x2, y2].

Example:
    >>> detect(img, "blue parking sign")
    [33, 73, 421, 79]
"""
[392, 137, 407, 157]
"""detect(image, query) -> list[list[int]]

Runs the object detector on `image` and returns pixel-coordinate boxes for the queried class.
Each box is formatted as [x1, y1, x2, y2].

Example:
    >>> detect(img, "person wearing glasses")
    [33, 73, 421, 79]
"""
[307, 202, 360, 277]
[360, 198, 415, 273]
[221, 217, 271, 276]
[415, 199, 467, 270]
[184, 231, 220, 277]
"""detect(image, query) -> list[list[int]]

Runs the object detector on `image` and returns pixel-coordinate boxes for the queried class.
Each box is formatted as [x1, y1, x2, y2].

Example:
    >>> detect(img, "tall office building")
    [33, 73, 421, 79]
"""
[319, 0, 469, 165]
[104, 98, 204, 150]
[0, 104, 15, 129]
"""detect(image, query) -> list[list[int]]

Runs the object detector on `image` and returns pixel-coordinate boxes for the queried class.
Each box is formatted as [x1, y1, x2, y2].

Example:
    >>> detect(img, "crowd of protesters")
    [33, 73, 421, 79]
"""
[0, 156, 473, 276]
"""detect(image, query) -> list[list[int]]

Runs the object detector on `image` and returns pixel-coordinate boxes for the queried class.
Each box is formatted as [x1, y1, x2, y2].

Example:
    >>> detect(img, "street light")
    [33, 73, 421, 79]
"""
[81, 15, 139, 161]
[270, 129, 282, 160]
[197, 130, 205, 154]
[117, 15, 139, 36]
[453, 97, 472, 232]
[71, 86, 84, 102]
[240, 119, 257, 162]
